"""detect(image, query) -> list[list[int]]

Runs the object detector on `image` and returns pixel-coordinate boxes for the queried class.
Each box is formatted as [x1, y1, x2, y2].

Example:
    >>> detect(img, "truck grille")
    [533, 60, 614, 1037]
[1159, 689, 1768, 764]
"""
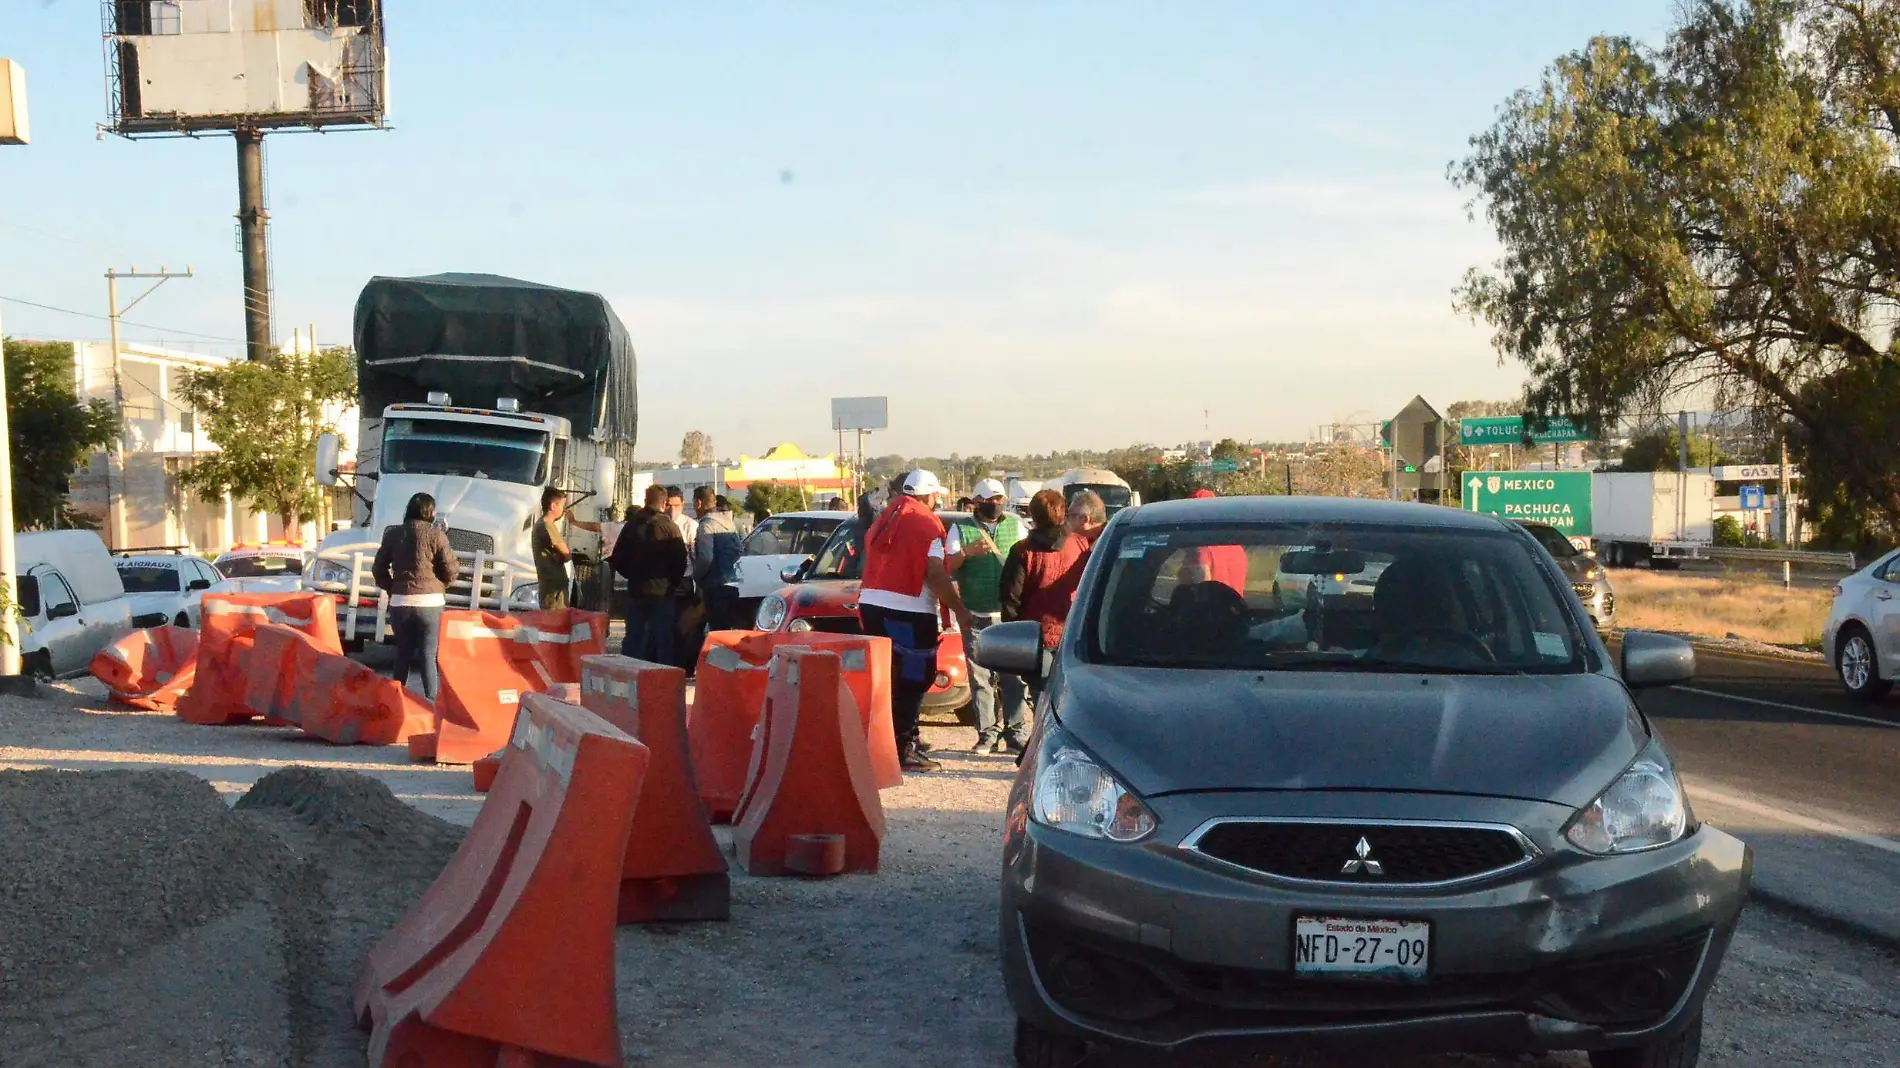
[1185, 820, 1534, 886]
[445, 528, 495, 555]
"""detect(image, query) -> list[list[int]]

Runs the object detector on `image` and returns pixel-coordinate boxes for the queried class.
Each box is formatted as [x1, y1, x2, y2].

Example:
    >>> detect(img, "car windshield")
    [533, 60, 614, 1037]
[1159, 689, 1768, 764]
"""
[381, 418, 550, 484]
[1520, 522, 1579, 558]
[116, 565, 181, 593]
[217, 555, 304, 579]
[745, 516, 843, 557]
[1089, 521, 1583, 674]
[1069, 483, 1133, 512]
[808, 521, 866, 580]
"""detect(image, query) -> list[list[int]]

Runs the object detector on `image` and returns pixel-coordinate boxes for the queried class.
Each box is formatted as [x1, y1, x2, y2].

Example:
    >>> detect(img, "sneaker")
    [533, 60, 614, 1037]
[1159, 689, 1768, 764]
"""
[900, 749, 942, 772]
[972, 737, 1000, 754]
[914, 737, 937, 755]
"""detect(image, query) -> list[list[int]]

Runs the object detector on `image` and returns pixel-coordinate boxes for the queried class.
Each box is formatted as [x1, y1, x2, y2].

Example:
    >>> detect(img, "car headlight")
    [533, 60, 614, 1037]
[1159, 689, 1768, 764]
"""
[755, 595, 788, 632]
[1031, 729, 1157, 843]
[1565, 743, 1689, 855]
[313, 561, 352, 586]
[786, 618, 812, 633]
[508, 583, 541, 612]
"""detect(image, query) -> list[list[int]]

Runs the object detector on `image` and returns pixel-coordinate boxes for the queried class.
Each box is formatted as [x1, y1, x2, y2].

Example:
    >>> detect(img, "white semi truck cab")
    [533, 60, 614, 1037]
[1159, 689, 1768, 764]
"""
[304, 273, 636, 643]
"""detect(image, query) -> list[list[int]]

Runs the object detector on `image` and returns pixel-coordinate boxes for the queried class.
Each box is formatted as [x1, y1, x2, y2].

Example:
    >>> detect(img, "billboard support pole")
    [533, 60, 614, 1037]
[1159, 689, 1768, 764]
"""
[237, 129, 271, 360]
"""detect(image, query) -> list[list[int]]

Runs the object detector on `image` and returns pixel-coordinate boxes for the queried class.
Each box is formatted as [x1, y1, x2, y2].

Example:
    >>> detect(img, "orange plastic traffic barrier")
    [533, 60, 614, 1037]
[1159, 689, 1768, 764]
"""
[355, 691, 649, 1068]
[424, 609, 607, 765]
[686, 631, 774, 822]
[733, 647, 886, 877]
[89, 626, 199, 712]
[242, 624, 434, 746]
[581, 655, 730, 923]
[175, 593, 342, 726]
[769, 632, 902, 791]
[471, 755, 501, 793]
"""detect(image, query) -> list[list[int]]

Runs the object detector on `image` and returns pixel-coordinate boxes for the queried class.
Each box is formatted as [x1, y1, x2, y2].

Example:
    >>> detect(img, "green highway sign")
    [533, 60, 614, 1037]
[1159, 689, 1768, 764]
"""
[1458, 416, 1592, 446]
[1463, 470, 1593, 537]
[1193, 459, 1241, 473]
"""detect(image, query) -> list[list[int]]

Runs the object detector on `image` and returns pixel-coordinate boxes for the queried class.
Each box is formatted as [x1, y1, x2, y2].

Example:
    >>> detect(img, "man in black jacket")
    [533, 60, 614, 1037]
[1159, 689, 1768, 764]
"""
[609, 484, 688, 662]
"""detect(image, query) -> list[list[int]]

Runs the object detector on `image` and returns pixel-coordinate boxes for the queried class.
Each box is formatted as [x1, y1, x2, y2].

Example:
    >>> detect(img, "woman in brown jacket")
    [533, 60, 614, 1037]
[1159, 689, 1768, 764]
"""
[372, 493, 459, 699]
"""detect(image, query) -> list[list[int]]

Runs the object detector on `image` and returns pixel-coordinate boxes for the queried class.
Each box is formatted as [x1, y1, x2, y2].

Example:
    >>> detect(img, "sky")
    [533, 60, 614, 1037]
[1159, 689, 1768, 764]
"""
[0, 1, 1677, 461]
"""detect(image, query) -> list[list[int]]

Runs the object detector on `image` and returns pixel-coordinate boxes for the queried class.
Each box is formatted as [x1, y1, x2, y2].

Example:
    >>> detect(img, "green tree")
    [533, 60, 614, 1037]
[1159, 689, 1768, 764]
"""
[1, 339, 120, 530]
[679, 430, 713, 466]
[174, 347, 357, 532]
[742, 481, 808, 519]
[1211, 438, 1249, 464]
[1617, 427, 1728, 471]
[1454, 0, 1900, 529]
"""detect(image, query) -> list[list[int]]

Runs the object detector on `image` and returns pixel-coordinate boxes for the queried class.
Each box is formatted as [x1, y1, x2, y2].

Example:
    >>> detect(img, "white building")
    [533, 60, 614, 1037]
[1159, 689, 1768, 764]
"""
[59, 338, 356, 552]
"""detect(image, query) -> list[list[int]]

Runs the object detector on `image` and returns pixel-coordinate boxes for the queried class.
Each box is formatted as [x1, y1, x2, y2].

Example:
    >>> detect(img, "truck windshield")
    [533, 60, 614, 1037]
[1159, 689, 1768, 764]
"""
[1069, 483, 1133, 512]
[382, 419, 550, 485]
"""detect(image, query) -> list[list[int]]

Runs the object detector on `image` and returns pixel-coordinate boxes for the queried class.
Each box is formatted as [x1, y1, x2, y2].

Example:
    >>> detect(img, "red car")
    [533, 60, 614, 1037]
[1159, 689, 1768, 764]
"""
[752, 511, 973, 723]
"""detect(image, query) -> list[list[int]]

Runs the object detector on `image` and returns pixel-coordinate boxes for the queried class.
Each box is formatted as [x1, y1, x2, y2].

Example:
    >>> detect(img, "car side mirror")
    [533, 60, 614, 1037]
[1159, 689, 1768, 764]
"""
[47, 602, 78, 620]
[315, 432, 341, 487]
[973, 619, 1042, 676]
[1621, 631, 1695, 689]
[188, 578, 211, 591]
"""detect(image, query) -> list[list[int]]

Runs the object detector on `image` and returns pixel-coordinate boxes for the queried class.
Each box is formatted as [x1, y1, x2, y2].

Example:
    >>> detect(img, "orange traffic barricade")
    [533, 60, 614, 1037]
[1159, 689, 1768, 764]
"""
[581, 654, 730, 923]
[686, 631, 774, 822]
[244, 624, 434, 746]
[89, 625, 198, 712]
[423, 609, 606, 764]
[176, 593, 342, 726]
[355, 692, 649, 1068]
[770, 632, 902, 791]
[732, 647, 886, 877]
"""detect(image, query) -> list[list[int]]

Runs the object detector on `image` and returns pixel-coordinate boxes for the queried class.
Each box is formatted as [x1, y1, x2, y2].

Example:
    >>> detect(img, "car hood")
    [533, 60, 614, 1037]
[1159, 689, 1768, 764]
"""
[785, 580, 860, 618]
[225, 576, 304, 594]
[125, 591, 181, 614]
[1057, 665, 1645, 809]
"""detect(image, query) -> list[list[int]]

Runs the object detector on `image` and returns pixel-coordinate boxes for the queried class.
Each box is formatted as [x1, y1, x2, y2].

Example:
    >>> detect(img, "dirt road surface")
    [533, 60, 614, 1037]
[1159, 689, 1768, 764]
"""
[0, 679, 1894, 1067]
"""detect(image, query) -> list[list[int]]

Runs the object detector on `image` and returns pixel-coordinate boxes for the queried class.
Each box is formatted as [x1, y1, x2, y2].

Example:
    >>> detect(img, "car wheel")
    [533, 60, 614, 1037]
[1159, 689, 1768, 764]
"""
[1835, 626, 1891, 700]
[1012, 1018, 1088, 1068]
[1589, 1011, 1702, 1068]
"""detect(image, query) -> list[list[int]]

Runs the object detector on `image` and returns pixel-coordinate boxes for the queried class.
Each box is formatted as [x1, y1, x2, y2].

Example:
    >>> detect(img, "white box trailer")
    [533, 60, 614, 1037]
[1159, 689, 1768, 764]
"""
[1591, 471, 1715, 567]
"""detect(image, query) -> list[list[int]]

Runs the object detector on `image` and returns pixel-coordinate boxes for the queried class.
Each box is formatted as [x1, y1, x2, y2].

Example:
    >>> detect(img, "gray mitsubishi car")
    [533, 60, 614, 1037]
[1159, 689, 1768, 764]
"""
[973, 496, 1749, 1068]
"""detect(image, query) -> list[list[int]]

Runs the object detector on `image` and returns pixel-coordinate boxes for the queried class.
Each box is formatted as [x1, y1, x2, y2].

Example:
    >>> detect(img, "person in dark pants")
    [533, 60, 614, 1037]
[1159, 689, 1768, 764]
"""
[1000, 489, 1087, 715]
[858, 469, 974, 772]
[372, 492, 459, 700]
[609, 483, 688, 662]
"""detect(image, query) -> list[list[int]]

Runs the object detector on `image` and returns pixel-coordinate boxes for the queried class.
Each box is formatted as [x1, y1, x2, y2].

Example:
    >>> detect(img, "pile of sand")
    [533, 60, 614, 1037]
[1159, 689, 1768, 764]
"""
[0, 767, 463, 1068]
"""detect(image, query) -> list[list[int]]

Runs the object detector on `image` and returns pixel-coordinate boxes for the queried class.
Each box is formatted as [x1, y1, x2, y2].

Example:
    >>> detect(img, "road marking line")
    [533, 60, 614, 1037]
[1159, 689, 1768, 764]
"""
[1685, 781, 1900, 858]
[1675, 685, 1900, 729]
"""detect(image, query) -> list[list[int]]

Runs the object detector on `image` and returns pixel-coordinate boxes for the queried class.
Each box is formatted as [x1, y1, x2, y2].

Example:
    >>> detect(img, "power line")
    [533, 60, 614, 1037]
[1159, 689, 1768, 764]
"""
[0, 294, 247, 344]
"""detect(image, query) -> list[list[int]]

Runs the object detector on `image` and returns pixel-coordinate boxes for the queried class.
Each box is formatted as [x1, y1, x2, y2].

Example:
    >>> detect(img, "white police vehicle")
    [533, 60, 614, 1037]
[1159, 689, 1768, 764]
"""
[213, 542, 313, 595]
[113, 550, 229, 629]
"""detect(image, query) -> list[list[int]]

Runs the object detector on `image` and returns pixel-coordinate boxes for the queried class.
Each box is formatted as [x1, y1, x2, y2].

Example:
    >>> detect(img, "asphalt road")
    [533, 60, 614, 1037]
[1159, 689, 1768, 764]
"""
[1633, 644, 1900, 945]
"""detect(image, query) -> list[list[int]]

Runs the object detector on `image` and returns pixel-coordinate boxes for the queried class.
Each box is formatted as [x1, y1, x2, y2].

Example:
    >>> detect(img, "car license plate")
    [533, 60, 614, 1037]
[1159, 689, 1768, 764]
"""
[1294, 917, 1430, 981]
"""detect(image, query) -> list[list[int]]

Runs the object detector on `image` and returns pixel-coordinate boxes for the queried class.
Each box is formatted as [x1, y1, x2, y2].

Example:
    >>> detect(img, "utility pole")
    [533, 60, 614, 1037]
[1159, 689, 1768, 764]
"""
[106, 267, 194, 550]
[237, 130, 272, 360]
[1779, 432, 1793, 548]
[1, 60, 26, 681]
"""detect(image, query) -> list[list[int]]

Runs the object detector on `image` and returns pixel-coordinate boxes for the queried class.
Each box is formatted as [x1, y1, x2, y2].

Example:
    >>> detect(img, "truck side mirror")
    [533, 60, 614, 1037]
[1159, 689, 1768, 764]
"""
[315, 433, 341, 487]
[593, 454, 617, 515]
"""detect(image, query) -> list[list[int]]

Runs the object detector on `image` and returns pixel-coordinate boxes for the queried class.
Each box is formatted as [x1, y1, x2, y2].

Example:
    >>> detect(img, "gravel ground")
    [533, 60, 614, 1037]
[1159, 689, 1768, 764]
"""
[0, 680, 1894, 1067]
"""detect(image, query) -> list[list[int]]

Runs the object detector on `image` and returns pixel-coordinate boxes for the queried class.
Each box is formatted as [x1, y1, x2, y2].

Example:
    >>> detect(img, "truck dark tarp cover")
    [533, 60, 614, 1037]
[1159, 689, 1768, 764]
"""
[353, 273, 637, 444]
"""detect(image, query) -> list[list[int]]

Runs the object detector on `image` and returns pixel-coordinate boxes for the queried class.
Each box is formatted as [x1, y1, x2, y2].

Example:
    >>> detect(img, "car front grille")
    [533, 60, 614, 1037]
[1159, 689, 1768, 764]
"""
[1185, 820, 1533, 886]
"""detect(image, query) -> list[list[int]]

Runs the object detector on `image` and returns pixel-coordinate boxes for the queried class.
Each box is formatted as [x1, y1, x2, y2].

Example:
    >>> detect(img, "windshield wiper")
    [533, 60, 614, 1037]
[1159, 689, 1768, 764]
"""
[1354, 656, 1529, 676]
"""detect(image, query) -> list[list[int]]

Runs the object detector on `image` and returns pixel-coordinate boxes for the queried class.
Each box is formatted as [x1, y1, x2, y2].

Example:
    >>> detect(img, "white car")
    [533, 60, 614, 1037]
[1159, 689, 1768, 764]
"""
[213, 543, 314, 595]
[729, 510, 851, 614]
[16, 531, 134, 678]
[113, 552, 230, 629]
[1822, 551, 1900, 699]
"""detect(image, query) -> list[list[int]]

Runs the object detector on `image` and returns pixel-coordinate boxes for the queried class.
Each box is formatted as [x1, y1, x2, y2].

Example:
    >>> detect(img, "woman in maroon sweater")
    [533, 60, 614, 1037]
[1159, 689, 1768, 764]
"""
[999, 489, 1087, 654]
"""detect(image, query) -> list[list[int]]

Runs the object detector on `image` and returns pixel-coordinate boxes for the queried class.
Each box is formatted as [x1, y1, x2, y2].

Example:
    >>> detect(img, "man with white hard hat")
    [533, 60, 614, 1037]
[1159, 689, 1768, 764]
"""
[946, 477, 1030, 755]
[858, 468, 973, 773]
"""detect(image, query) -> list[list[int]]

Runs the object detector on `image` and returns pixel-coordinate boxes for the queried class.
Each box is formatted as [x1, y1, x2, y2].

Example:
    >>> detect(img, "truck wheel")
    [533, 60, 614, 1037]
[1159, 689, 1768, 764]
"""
[1836, 626, 1891, 700]
[1589, 1011, 1702, 1068]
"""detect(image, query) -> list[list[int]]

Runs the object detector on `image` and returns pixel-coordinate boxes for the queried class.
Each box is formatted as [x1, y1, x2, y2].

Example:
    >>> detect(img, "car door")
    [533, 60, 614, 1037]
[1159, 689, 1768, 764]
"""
[1864, 554, 1900, 676]
[183, 560, 217, 626]
[33, 568, 89, 676]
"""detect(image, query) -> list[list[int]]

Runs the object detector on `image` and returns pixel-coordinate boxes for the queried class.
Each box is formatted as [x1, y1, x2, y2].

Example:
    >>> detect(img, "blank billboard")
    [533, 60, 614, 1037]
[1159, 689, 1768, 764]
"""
[831, 396, 889, 432]
[105, 0, 388, 135]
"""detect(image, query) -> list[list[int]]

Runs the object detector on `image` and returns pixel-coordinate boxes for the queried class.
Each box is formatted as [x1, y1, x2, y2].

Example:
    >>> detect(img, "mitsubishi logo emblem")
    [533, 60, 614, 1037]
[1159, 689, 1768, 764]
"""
[1340, 836, 1385, 877]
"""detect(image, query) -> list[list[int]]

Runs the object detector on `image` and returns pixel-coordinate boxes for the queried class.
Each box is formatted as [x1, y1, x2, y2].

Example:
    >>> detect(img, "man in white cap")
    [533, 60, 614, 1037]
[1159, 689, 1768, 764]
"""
[945, 478, 1030, 755]
[858, 468, 973, 773]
